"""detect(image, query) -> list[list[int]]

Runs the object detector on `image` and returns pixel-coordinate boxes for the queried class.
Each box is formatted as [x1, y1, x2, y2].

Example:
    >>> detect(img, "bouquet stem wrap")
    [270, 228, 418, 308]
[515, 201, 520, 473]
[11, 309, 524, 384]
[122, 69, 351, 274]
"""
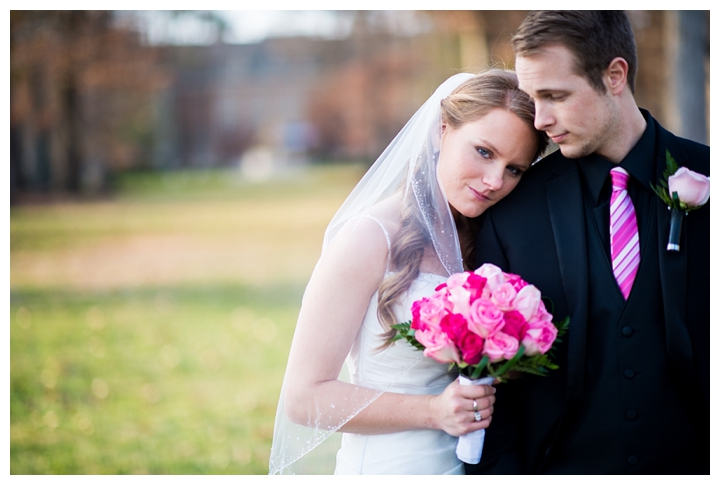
[455, 375, 495, 464]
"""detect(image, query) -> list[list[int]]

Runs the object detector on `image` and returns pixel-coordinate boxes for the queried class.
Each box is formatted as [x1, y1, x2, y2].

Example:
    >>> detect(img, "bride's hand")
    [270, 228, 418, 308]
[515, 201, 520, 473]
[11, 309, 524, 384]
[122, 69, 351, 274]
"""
[428, 379, 496, 437]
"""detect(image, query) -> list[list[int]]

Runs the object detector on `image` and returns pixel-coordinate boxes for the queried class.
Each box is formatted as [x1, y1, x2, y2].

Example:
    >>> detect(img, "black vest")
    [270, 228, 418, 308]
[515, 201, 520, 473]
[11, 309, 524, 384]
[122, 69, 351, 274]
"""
[543, 193, 704, 473]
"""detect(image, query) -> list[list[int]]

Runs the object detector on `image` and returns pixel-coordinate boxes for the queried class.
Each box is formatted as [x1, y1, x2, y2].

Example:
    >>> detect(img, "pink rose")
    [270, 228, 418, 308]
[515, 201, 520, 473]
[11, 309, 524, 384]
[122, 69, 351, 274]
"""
[415, 325, 461, 364]
[446, 272, 470, 289]
[514, 284, 541, 321]
[668, 167, 710, 207]
[484, 331, 520, 363]
[505, 273, 529, 291]
[522, 320, 558, 356]
[467, 298, 504, 338]
[474, 263, 505, 294]
[490, 282, 518, 311]
[502, 310, 528, 341]
[411, 297, 448, 331]
[446, 274, 473, 315]
[528, 300, 553, 326]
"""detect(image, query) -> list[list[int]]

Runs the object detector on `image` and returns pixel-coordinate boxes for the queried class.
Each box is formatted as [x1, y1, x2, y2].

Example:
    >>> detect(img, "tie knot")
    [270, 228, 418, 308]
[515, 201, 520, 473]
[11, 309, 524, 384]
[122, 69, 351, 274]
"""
[610, 167, 629, 191]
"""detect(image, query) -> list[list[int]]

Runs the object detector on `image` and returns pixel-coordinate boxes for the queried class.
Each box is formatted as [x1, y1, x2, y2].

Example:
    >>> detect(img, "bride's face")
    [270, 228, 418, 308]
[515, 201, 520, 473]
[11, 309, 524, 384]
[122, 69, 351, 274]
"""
[437, 108, 537, 219]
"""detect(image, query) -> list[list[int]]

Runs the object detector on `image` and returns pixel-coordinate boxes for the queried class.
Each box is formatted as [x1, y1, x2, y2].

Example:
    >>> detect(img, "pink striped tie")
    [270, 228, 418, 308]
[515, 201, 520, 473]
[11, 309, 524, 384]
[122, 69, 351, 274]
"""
[610, 167, 640, 299]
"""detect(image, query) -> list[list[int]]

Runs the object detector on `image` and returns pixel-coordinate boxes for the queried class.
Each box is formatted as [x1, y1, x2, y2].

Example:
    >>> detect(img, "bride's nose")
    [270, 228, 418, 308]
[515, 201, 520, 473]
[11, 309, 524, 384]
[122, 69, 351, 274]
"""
[482, 168, 503, 192]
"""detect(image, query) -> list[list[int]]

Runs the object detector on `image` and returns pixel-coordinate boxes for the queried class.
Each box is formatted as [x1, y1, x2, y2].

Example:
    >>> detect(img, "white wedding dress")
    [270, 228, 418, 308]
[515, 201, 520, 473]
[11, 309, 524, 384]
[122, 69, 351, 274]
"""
[334, 220, 462, 475]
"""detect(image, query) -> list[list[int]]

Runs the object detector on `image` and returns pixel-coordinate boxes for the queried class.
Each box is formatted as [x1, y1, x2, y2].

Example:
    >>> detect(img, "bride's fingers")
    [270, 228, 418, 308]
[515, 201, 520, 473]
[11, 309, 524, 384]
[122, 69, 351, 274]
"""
[469, 405, 494, 422]
[458, 383, 496, 399]
[468, 395, 495, 412]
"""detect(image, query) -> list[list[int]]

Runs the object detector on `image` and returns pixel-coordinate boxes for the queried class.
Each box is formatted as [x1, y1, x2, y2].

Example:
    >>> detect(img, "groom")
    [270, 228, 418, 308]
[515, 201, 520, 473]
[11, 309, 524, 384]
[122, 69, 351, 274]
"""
[467, 11, 709, 474]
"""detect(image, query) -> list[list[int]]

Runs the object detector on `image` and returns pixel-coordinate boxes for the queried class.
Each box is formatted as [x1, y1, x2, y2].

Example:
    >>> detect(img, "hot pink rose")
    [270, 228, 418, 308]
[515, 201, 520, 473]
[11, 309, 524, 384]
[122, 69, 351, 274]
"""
[484, 331, 520, 363]
[456, 327, 485, 365]
[668, 167, 710, 207]
[440, 313, 484, 365]
[490, 282, 518, 311]
[522, 320, 558, 356]
[502, 310, 528, 341]
[467, 298, 504, 338]
[464, 273, 487, 301]
[514, 284, 541, 321]
[439, 313, 468, 343]
[411, 297, 448, 331]
[505, 273, 529, 291]
[415, 325, 461, 364]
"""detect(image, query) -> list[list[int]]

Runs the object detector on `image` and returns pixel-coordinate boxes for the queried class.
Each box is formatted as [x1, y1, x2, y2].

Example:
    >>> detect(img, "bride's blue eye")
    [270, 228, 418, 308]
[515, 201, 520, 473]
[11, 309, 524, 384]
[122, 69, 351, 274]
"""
[477, 147, 491, 158]
[506, 165, 527, 177]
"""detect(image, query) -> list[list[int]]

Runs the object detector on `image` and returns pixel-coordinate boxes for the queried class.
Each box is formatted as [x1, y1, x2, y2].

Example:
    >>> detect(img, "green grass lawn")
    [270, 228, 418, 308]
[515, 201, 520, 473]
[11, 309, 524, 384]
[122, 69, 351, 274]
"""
[10, 164, 365, 474]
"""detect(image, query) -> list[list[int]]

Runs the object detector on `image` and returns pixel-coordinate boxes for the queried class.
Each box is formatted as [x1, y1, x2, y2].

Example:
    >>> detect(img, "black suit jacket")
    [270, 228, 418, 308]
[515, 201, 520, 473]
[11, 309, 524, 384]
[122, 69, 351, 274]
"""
[469, 112, 709, 473]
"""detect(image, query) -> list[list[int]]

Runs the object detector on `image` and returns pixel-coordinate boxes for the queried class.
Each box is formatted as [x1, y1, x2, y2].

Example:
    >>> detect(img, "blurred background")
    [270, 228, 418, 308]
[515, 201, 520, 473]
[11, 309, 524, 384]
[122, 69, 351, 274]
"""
[9, 10, 710, 474]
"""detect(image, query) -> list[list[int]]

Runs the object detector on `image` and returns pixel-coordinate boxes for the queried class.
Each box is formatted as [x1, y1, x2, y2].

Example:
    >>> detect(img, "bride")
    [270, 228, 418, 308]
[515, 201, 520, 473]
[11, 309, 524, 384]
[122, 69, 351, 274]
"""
[269, 70, 547, 474]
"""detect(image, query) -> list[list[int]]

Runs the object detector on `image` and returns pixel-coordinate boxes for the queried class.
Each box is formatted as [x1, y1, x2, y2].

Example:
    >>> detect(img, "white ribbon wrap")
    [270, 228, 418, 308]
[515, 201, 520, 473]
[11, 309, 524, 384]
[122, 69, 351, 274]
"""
[455, 375, 495, 464]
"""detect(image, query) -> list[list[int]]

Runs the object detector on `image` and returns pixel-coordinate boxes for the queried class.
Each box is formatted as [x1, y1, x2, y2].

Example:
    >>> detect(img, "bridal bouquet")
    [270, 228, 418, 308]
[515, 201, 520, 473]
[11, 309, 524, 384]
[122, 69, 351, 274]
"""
[392, 263, 568, 381]
[391, 263, 568, 464]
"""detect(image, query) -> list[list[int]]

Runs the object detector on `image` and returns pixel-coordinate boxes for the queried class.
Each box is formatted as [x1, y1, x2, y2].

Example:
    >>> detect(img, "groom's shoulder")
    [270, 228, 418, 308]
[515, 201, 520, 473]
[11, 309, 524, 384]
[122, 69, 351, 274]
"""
[655, 117, 709, 174]
[484, 149, 571, 220]
[512, 148, 573, 192]
[677, 136, 710, 174]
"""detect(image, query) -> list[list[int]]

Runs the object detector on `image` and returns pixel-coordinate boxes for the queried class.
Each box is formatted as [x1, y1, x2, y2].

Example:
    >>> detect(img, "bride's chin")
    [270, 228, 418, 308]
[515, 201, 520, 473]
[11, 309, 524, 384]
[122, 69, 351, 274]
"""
[452, 204, 485, 220]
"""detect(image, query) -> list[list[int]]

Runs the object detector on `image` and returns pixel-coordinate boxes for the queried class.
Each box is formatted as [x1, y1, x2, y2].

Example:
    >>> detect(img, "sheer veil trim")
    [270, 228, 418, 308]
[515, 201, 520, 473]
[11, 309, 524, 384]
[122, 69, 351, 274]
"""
[269, 73, 473, 474]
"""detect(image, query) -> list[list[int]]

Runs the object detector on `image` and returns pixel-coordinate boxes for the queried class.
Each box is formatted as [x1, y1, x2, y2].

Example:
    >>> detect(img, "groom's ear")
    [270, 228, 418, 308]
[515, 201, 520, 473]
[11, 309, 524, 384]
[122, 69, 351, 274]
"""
[604, 57, 630, 96]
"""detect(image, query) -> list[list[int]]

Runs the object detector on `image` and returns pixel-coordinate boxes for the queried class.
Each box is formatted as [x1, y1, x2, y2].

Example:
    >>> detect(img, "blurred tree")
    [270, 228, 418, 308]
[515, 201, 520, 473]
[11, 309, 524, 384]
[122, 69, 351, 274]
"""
[10, 11, 171, 201]
[674, 10, 709, 144]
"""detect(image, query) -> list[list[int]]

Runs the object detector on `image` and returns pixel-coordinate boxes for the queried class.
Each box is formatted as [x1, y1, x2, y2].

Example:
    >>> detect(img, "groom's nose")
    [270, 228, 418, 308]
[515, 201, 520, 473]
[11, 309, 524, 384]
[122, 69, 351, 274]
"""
[534, 102, 554, 131]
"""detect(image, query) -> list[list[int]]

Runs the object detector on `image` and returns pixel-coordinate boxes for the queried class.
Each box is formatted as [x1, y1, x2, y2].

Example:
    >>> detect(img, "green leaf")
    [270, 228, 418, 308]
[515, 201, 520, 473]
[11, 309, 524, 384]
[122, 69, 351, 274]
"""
[491, 344, 526, 378]
[666, 149, 679, 174]
[469, 355, 489, 379]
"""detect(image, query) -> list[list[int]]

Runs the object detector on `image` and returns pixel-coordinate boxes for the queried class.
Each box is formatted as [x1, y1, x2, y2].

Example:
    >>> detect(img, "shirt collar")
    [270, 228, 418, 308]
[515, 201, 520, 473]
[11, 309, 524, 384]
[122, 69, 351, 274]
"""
[578, 109, 656, 204]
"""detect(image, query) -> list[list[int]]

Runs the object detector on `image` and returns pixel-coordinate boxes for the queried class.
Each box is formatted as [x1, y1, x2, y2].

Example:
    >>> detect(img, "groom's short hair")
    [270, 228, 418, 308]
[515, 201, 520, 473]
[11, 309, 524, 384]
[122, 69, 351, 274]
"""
[512, 10, 638, 94]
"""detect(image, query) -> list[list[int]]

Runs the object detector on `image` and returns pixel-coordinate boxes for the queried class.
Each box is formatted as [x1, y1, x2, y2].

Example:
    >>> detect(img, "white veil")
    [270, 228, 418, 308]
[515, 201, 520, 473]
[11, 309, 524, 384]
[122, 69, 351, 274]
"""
[268, 73, 474, 474]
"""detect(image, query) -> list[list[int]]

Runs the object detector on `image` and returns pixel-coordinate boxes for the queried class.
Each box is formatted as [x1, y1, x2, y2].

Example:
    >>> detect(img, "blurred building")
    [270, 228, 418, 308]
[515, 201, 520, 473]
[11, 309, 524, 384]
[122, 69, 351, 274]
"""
[152, 27, 469, 171]
[10, 11, 710, 199]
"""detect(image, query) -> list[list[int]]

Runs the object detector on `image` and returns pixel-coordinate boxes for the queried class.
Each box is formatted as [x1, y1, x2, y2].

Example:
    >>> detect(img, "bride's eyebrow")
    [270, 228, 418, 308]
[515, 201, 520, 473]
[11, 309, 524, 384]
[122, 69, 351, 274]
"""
[475, 138, 499, 154]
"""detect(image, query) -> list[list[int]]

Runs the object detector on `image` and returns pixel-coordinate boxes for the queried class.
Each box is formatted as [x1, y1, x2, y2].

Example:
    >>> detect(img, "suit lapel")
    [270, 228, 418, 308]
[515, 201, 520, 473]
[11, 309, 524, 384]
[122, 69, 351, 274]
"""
[545, 163, 589, 405]
[654, 128, 693, 374]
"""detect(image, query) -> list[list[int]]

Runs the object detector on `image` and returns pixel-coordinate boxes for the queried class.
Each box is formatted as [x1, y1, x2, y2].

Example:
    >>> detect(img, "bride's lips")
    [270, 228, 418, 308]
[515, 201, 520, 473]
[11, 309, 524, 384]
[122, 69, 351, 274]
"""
[470, 186, 491, 202]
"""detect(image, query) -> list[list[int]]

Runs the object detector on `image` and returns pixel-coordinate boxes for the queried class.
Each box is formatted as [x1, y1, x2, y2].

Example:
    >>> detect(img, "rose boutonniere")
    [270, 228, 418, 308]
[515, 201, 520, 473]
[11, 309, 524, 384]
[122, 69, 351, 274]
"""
[650, 150, 709, 252]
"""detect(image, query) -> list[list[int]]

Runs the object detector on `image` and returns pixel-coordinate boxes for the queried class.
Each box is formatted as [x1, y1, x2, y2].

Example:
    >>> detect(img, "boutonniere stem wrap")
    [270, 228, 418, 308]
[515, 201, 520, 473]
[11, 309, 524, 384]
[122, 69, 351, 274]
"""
[651, 150, 710, 252]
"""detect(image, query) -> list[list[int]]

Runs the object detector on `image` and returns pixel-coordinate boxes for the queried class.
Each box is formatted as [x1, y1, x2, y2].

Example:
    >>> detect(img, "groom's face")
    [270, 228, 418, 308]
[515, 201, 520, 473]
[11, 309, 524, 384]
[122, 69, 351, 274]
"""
[515, 44, 619, 160]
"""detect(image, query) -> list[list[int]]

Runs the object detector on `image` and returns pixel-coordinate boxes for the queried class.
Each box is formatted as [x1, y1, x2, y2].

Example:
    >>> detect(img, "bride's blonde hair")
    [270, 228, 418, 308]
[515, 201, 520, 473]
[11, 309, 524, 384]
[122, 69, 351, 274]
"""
[376, 69, 547, 347]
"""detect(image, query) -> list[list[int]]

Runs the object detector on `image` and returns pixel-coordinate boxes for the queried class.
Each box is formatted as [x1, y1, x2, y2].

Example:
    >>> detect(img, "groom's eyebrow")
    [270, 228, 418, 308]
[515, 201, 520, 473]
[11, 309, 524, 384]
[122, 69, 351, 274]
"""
[534, 88, 567, 96]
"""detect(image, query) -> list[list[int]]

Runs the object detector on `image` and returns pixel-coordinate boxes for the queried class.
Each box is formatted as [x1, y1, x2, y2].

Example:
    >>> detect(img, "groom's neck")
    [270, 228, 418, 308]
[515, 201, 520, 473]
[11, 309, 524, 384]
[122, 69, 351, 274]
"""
[599, 96, 647, 164]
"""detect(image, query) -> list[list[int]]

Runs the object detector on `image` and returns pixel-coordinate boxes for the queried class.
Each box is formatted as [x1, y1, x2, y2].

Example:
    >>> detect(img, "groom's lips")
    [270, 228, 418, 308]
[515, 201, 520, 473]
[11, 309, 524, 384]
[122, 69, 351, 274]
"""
[549, 132, 568, 143]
